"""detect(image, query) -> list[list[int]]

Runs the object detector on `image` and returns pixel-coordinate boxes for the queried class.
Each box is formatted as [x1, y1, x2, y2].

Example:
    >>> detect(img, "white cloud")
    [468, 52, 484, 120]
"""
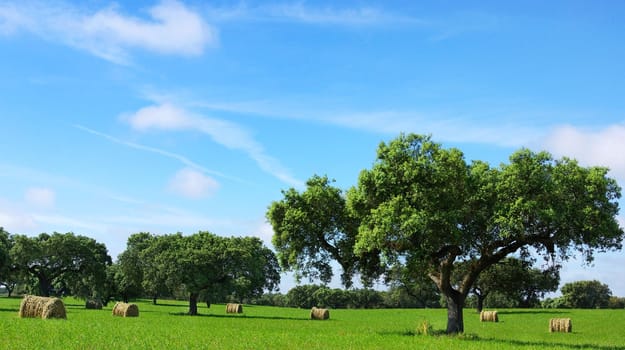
[24, 187, 56, 208]
[0, 0, 216, 64]
[542, 124, 625, 181]
[0, 209, 37, 232]
[125, 103, 303, 187]
[168, 167, 219, 199]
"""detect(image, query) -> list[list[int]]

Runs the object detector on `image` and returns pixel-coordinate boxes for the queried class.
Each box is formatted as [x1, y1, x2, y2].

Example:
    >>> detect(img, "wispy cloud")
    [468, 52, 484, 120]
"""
[0, 0, 216, 64]
[124, 103, 303, 187]
[24, 187, 56, 208]
[205, 2, 420, 27]
[542, 123, 625, 181]
[73, 124, 246, 184]
[168, 167, 219, 199]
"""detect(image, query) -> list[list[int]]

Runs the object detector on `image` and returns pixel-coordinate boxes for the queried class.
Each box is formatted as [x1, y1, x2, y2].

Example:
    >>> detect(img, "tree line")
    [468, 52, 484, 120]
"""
[0, 229, 280, 315]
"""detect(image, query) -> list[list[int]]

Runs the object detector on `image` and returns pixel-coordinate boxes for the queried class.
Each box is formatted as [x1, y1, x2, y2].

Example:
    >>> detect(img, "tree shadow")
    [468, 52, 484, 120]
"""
[463, 336, 625, 350]
[168, 312, 311, 321]
[0, 307, 18, 313]
[496, 310, 571, 315]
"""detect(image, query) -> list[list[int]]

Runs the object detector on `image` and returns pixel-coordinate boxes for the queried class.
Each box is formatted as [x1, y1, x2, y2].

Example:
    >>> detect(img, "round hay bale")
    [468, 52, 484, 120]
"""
[112, 302, 139, 317]
[85, 299, 103, 310]
[226, 303, 243, 314]
[549, 318, 572, 333]
[310, 307, 329, 320]
[479, 310, 498, 322]
[19, 295, 67, 320]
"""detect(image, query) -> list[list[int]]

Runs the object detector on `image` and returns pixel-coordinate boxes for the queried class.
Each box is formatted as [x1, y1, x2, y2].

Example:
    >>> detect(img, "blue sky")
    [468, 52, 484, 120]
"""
[1, 0, 624, 295]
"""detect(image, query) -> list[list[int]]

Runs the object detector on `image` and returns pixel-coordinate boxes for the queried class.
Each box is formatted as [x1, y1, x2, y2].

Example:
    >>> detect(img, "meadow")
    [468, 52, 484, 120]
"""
[1, 297, 624, 349]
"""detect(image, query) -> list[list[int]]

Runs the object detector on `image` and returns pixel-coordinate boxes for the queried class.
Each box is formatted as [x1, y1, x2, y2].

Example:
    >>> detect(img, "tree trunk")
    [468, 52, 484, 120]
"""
[152, 295, 157, 305]
[37, 275, 51, 297]
[476, 294, 485, 313]
[188, 292, 199, 315]
[446, 294, 465, 334]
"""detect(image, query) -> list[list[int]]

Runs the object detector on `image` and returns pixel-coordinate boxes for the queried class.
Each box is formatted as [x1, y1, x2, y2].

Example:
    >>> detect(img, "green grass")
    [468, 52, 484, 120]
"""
[1, 297, 624, 349]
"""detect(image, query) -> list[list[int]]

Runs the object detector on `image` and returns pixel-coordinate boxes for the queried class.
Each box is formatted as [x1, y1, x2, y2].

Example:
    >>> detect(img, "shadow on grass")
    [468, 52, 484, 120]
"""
[496, 310, 571, 315]
[463, 336, 625, 350]
[168, 312, 311, 321]
[380, 330, 624, 350]
[0, 307, 18, 312]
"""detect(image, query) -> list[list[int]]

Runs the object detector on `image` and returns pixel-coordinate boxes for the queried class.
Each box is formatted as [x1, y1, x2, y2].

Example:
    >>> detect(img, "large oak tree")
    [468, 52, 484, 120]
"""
[269, 134, 623, 334]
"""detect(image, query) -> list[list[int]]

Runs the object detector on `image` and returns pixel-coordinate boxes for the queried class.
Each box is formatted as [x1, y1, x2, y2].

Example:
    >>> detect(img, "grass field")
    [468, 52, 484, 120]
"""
[1, 296, 624, 349]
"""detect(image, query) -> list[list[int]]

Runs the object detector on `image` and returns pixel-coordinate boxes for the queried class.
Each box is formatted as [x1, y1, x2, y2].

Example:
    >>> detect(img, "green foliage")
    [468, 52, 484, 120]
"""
[10, 232, 111, 298]
[267, 175, 361, 288]
[561, 280, 612, 309]
[468, 257, 560, 310]
[607, 296, 625, 309]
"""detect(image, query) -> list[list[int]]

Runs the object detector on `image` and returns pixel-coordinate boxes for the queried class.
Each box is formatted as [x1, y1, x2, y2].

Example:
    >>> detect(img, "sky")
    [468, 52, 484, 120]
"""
[1, 0, 624, 295]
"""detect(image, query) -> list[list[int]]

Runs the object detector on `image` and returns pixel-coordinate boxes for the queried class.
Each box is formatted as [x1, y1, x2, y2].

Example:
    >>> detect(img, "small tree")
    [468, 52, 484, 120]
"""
[561, 280, 612, 308]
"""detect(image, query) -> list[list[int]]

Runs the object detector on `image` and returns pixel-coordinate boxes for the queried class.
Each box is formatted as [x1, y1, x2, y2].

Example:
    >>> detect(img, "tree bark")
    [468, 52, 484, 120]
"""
[476, 294, 485, 313]
[446, 294, 465, 334]
[37, 275, 51, 297]
[188, 292, 199, 315]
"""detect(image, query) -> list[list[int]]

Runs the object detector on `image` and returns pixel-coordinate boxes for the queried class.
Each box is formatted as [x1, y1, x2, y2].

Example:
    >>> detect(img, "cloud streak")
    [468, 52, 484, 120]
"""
[124, 103, 303, 187]
[73, 124, 246, 184]
[0, 0, 216, 64]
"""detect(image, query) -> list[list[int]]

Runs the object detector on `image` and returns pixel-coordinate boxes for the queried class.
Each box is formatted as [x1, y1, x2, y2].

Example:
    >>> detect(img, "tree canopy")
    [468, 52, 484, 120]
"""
[561, 280, 612, 309]
[268, 133, 623, 334]
[10, 232, 111, 298]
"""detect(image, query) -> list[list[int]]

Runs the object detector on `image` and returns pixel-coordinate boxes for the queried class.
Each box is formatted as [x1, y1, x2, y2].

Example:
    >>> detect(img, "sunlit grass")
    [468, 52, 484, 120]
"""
[1, 297, 624, 349]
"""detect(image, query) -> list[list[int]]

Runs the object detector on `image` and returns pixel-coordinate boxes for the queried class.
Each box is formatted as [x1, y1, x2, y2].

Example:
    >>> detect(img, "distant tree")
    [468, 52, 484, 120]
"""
[386, 265, 440, 308]
[116, 232, 155, 302]
[607, 296, 625, 309]
[10, 232, 111, 297]
[561, 280, 612, 309]
[286, 284, 324, 308]
[228, 236, 281, 303]
[468, 258, 560, 312]
[140, 233, 180, 305]
[0, 229, 20, 296]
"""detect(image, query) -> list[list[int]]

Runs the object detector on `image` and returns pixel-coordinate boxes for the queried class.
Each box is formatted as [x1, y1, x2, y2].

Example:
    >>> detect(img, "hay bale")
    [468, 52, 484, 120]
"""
[18, 295, 67, 320]
[112, 302, 139, 317]
[226, 303, 243, 314]
[479, 310, 499, 322]
[549, 318, 572, 333]
[85, 299, 103, 310]
[310, 307, 330, 320]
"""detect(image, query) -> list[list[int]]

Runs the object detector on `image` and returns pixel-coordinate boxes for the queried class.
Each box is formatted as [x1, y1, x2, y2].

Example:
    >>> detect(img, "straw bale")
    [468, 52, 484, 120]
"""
[226, 303, 243, 314]
[112, 302, 139, 317]
[549, 318, 572, 333]
[19, 295, 67, 320]
[479, 310, 499, 322]
[310, 307, 330, 320]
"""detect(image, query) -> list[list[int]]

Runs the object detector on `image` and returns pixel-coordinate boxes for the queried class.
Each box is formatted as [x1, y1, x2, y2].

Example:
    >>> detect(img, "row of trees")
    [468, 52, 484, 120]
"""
[267, 133, 624, 333]
[0, 229, 281, 315]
